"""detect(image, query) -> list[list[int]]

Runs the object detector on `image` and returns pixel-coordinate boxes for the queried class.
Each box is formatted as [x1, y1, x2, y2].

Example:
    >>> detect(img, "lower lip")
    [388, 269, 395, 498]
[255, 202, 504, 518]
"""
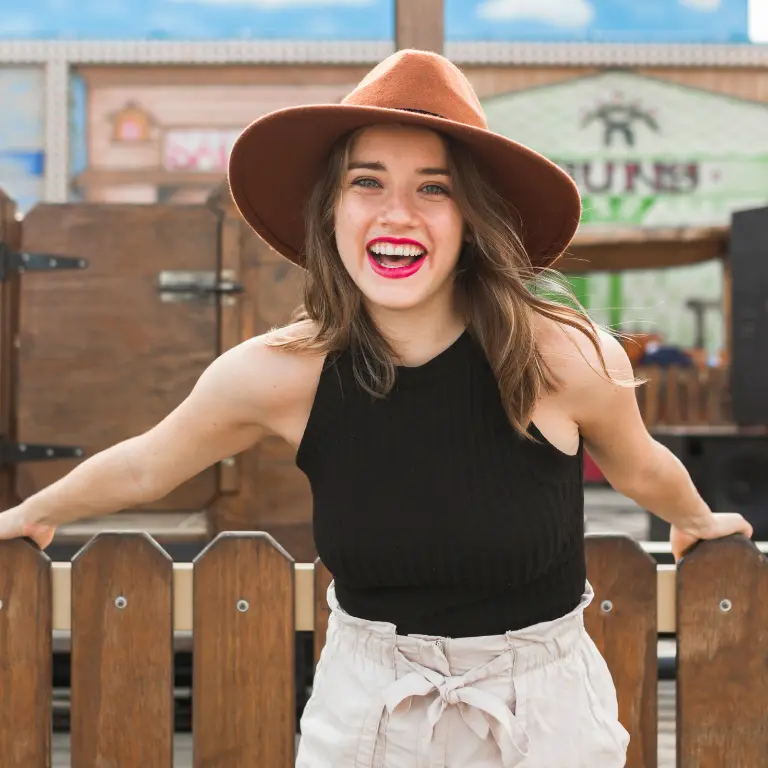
[367, 252, 427, 279]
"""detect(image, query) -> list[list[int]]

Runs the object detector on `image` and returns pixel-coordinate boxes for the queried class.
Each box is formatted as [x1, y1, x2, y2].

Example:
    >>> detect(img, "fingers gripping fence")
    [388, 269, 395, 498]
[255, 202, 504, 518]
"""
[0, 532, 766, 767]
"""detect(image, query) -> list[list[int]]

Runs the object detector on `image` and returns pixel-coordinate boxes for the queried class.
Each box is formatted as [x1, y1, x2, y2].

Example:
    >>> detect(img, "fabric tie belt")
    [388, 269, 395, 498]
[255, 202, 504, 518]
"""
[383, 647, 530, 767]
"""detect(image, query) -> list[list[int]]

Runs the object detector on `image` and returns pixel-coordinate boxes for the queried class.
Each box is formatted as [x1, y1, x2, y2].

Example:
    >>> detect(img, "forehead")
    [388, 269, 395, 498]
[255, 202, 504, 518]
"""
[349, 124, 449, 165]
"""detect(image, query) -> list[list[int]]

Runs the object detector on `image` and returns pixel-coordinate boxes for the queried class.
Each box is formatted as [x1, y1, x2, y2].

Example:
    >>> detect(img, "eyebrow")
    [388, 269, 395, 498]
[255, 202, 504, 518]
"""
[347, 160, 450, 176]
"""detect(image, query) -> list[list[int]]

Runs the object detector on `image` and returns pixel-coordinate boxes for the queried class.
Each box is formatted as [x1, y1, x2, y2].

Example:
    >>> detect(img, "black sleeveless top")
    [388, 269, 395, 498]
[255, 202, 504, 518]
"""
[296, 329, 586, 638]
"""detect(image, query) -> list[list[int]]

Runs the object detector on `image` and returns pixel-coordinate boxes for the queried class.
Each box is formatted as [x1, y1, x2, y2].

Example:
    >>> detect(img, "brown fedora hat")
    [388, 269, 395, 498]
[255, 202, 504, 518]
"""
[228, 49, 581, 270]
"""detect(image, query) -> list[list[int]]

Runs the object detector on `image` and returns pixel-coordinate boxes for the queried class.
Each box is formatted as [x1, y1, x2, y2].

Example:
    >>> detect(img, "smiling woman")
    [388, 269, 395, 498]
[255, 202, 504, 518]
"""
[0, 47, 754, 768]
[331, 125, 465, 312]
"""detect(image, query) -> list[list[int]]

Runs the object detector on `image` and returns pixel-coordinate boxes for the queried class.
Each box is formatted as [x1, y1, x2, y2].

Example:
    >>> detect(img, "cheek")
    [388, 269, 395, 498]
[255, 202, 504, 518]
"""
[334, 198, 369, 253]
[432, 210, 466, 268]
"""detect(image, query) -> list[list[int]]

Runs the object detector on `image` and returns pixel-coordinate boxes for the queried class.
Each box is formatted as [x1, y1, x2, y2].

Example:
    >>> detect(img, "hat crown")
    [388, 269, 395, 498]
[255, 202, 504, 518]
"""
[342, 49, 488, 130]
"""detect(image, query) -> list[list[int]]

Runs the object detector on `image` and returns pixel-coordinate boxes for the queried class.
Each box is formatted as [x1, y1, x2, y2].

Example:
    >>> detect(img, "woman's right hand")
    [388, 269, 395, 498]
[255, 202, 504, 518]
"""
[0, 506, 55, 549]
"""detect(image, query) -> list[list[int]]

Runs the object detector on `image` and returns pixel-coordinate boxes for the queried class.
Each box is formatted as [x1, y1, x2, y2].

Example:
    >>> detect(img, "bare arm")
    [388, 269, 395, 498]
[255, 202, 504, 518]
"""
[545, 321, 752, 550]
[566, 331, 712, 531]
[2, 333, 314, 534]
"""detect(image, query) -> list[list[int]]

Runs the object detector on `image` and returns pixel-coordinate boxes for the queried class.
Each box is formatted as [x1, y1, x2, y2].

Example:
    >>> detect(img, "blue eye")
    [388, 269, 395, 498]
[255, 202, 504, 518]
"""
[423, 183, 449, 195]
[352, 177, 381, 188]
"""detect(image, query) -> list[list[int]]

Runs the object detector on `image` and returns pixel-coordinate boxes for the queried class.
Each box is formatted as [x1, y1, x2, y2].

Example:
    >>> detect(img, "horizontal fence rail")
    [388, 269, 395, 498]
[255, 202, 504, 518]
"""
[0, 531, 766, 767]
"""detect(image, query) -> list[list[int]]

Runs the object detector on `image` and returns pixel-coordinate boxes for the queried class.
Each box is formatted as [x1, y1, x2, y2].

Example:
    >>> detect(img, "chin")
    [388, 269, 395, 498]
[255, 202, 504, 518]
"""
[345, 255, 455, 313]
[362, 288, 432, 313]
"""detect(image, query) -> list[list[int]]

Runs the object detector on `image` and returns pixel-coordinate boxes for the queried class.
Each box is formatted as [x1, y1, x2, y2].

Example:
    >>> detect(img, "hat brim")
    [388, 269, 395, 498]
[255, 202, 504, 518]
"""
[228, 104, 582, 270]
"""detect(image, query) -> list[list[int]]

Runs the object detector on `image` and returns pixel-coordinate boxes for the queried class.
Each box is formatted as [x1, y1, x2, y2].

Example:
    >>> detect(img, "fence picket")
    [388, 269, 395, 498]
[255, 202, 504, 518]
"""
[70, 532, 173, 767]
[3, 530, 768, 766]
[677, 535, 768, 766]
[585, 535, 658, 768]
[0, 539, 52, 767]
[193, 532, 295, 767]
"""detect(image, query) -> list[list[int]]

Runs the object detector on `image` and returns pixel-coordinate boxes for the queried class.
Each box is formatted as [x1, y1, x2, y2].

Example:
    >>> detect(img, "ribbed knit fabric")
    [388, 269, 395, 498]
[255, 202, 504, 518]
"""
[296, 329, 586, 638]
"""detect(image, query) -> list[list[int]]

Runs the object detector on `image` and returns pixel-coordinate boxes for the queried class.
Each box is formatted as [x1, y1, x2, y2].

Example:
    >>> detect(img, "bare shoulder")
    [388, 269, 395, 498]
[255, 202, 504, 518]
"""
[532, 311, 635, 409]
[198, 320, 326, 436]
[532, 309, 657, 493]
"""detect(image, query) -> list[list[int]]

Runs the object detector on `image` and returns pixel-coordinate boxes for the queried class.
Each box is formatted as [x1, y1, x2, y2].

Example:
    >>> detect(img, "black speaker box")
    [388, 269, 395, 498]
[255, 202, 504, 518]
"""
[730, 206, 768, 427]
[648, 430, 768, 542]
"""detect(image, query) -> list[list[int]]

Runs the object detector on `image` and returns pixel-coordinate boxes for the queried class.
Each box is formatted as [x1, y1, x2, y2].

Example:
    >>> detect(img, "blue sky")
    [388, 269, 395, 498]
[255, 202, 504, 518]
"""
[0, 0, 756, 43]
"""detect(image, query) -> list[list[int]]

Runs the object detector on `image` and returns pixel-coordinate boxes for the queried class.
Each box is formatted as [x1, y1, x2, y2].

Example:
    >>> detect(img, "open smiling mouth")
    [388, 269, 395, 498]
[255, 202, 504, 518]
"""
[366, 241, 428, 278]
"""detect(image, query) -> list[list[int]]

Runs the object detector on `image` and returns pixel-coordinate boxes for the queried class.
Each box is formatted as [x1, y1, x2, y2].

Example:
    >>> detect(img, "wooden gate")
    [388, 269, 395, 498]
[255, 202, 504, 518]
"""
[15, 199, 223, 513]
[0, 186, 319, 561]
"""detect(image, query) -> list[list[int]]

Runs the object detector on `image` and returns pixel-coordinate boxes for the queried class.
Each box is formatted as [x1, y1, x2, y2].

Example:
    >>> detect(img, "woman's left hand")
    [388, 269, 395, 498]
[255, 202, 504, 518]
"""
[670, 512, 754, 563]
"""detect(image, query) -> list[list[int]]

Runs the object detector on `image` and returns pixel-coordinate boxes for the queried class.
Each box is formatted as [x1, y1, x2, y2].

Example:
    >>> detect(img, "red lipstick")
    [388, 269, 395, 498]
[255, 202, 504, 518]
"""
[366, 236, 428, 280]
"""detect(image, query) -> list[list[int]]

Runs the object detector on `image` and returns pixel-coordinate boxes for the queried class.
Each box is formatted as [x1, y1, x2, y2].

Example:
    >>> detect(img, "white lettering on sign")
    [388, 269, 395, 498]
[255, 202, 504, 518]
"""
[163, 129, 241, 172]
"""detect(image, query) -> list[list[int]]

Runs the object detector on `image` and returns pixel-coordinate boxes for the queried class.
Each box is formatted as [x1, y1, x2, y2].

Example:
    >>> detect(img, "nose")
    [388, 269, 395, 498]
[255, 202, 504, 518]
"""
[377, 188, 418, 228]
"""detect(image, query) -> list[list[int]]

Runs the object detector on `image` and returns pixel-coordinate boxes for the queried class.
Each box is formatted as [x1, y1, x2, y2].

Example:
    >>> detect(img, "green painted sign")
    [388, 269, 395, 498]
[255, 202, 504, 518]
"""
[482, 72, 768, 354]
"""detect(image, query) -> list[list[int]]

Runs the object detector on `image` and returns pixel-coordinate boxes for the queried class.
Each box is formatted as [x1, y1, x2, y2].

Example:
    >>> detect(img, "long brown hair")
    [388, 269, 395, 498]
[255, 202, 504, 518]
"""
[267, 125, 631, 436]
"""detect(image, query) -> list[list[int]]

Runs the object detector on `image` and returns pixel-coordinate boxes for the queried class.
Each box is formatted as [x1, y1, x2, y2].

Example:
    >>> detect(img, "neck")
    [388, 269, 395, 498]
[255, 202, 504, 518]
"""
[366, 296, 466, 368]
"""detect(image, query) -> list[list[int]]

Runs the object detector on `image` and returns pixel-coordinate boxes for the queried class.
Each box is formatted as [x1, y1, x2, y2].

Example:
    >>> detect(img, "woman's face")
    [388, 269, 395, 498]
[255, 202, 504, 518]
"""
[333, 124, 466, 314]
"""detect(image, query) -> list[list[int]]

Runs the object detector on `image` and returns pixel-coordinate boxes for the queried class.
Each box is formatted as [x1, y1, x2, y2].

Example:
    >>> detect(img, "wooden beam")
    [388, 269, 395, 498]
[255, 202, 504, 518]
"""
[395, 0, 444, 54]
[558, 224, 729, 273]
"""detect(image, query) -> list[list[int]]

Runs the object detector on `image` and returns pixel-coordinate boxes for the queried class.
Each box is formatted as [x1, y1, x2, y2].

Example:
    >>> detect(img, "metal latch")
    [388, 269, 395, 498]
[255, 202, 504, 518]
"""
[0, 242, 88, 281]
[157, 269, 244, 303]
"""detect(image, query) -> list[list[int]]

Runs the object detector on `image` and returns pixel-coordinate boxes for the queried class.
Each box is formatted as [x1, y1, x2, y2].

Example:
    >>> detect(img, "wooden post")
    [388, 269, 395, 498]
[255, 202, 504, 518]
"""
[0, 539, 52, 767]
[584, 535, 658, 768]
[0, 191, 22, 510]
[193, 532, 296, 767]
[71, 532, 174, 767]
[677, 535, 768, 766]
[395, 0, 444, 54]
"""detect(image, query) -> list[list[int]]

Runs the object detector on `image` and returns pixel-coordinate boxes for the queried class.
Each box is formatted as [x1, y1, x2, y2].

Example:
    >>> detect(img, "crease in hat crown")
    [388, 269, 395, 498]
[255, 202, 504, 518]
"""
[341, 49, 488, 130]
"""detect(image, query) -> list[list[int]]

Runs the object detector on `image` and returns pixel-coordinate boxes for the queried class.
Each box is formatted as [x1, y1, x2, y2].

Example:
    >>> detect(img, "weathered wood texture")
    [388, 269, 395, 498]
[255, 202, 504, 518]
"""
[0, 191, 22, 509]
[70, 532, 174, 767]
[676, 535, 768, 767]
[205, 187, 314, 561]
[193, 533, 296, 767]
[0, 539, 52, 767]
[16, 203, 221, 512]
[585, 535, 658, 768]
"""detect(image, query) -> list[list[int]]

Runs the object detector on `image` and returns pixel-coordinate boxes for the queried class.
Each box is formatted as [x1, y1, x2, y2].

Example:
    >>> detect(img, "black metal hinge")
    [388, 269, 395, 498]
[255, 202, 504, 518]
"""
[0, 242, 88, 282]
[0, 436, 84, 465]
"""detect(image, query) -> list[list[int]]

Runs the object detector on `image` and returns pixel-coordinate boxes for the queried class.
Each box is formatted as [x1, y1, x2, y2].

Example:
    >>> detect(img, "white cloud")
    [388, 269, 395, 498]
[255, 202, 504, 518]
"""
[679, 0, 721, 11]
[477, 0, 594, 28]
[165, 0, 371, 6]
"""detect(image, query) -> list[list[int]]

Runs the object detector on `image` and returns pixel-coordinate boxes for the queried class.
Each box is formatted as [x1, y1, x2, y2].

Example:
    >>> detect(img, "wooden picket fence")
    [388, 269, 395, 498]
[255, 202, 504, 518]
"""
[635, 364, 731, 427]
[0, 531, 766, 767]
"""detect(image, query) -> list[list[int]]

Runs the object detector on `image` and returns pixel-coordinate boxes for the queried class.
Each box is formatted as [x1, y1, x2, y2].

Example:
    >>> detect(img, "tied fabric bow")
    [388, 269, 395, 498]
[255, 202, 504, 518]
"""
[382, 648, 530, 767]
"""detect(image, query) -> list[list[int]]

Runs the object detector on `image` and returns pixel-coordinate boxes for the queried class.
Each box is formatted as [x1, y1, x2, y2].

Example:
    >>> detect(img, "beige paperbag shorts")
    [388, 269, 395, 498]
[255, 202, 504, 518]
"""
[296, 580, 629, 767]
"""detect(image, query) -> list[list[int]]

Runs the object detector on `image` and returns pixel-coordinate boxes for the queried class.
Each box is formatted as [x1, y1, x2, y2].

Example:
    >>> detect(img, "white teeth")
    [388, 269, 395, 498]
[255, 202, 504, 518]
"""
[368, 242, 426, 258]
